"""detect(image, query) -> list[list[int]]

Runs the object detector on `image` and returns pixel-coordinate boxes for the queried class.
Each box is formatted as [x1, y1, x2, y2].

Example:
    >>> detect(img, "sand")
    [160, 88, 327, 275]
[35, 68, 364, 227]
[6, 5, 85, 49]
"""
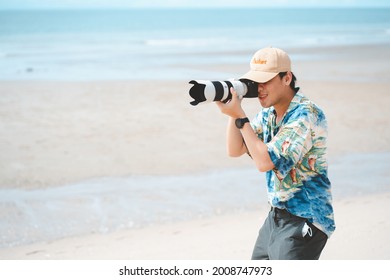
[0, 192, 389, 260]
[0, 43, 389, 260]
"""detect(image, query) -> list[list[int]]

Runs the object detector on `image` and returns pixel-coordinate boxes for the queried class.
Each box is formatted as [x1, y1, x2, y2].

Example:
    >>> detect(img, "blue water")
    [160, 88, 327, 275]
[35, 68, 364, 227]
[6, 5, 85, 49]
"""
[0, 8, 389, 80]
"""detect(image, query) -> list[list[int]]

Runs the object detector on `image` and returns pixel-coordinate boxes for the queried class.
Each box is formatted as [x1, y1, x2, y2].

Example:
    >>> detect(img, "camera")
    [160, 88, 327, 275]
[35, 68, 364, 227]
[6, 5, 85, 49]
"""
[188, 79, 258, 106]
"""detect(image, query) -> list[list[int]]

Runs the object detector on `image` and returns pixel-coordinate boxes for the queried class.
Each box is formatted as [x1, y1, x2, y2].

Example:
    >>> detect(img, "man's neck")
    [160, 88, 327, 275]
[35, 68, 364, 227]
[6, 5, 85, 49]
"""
[274, 89, 296, 124]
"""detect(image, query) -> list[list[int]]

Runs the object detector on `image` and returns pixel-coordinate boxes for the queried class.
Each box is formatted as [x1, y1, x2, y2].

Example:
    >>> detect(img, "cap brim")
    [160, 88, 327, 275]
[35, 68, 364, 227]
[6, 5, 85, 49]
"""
[240, 71, 278, 83]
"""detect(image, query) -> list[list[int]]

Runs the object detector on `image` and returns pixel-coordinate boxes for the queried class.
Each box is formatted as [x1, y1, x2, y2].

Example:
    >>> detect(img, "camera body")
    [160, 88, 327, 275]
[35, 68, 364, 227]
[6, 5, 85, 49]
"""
[188, 79, 258, 106]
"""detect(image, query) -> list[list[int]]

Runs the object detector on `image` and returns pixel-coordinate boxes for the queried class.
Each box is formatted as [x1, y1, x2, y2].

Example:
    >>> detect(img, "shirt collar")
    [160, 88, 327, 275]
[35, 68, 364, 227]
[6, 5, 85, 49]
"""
[270, 92, 305, 124]
[286, 91, 305, 114]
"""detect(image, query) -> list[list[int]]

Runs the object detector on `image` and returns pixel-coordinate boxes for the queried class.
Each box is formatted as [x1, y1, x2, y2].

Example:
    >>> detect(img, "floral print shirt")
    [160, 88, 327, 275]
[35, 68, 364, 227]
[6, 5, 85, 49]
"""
[251, 92, 335, 237]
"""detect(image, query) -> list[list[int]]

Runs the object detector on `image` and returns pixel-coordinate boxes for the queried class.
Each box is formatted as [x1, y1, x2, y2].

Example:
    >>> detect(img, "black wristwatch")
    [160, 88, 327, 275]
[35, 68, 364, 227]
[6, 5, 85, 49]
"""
[235, 117, 250, 129]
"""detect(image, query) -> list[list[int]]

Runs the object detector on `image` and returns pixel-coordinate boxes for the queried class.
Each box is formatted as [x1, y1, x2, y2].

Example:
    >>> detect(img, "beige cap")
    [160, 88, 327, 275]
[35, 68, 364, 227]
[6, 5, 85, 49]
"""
[240, 47, 291, 83]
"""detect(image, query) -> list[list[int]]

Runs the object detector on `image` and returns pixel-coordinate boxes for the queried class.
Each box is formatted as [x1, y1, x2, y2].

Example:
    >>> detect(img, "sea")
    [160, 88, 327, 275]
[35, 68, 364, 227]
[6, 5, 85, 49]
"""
[1, 8, 390, 248]
[0, 8, 390, 81]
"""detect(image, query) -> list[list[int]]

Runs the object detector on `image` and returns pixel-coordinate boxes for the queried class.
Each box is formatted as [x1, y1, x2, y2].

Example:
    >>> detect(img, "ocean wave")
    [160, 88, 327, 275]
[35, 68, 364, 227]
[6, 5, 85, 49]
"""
[144, 37, 228, 48]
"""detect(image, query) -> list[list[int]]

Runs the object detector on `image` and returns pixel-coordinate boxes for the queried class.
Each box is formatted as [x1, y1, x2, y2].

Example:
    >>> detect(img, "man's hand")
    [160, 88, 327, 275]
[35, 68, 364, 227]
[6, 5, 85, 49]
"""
[216, 87, 246, 118]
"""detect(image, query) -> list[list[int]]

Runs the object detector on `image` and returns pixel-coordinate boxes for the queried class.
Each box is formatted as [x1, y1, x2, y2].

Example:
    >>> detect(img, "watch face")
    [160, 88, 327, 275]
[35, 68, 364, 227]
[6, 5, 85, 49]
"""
[235, 118, 244, 129]
[235, 118, 249, 129]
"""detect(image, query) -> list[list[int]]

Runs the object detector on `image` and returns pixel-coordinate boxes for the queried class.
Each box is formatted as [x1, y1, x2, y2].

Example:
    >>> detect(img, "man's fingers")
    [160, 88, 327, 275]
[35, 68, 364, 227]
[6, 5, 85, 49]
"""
[231, 87, 243, 101]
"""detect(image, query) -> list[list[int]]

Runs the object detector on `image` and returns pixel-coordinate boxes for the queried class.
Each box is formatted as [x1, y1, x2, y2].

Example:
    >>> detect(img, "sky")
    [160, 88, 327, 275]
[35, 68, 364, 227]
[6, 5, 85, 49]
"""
[0, 0, 389, 10]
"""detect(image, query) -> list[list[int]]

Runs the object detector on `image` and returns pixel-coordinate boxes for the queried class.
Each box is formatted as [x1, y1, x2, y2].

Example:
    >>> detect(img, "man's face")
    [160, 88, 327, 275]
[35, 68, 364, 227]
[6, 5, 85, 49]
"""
[257, 74, 289, 108]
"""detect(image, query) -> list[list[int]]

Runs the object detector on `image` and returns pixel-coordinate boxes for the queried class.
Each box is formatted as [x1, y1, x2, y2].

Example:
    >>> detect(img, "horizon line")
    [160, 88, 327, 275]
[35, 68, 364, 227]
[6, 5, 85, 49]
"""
[1, 5, 390, 11]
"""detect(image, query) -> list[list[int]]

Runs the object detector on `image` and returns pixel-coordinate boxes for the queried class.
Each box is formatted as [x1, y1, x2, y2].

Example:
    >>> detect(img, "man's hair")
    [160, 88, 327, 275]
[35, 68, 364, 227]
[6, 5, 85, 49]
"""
[278, 72, 299, 93]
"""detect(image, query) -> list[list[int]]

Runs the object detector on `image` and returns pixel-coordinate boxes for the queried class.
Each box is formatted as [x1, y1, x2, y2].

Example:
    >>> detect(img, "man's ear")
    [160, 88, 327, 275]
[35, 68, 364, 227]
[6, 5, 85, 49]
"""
[284, 71, 293, 86]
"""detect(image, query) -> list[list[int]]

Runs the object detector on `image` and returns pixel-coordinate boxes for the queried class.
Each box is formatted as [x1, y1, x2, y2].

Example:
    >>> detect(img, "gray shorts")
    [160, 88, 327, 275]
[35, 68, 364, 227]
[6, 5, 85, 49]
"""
[251, 207, 328, 260]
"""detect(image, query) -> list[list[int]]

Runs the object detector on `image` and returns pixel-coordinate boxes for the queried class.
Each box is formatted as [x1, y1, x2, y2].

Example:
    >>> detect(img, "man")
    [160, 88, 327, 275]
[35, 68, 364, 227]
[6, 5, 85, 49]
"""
[216, 47, 335, 260]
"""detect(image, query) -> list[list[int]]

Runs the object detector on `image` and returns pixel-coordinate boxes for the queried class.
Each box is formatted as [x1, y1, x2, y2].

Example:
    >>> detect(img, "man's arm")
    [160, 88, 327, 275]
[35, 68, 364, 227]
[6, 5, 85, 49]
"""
[226, 117, 247, 157]
[216, 88, 275, 172]
[239, 121, 275, 172]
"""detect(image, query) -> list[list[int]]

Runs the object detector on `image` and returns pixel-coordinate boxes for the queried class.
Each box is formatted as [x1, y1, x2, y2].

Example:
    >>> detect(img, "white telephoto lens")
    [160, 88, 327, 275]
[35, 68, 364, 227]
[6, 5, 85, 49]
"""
[230, 80, 248, 99]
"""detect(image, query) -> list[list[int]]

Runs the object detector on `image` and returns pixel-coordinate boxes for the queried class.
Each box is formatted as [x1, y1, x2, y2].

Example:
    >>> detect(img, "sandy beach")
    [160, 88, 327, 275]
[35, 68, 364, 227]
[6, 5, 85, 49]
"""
[0, 43, 389, 259]
[1, 192, 389, 260]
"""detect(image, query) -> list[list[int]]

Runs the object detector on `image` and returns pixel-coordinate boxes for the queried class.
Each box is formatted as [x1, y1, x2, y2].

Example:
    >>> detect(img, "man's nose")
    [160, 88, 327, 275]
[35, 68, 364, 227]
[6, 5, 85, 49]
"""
[258, 83, 265, 91]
